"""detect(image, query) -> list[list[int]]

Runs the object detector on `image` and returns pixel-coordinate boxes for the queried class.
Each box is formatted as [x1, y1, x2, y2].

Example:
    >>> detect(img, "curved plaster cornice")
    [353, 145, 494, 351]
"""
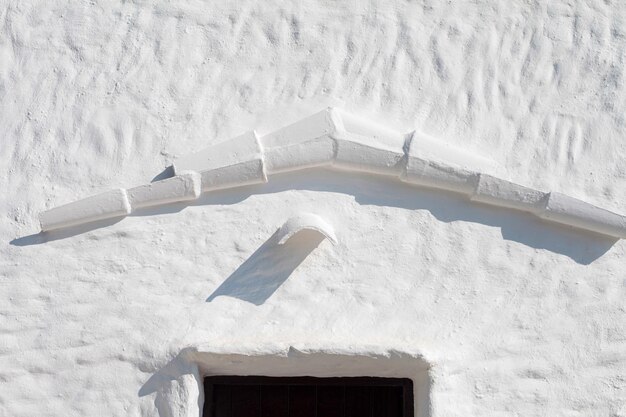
[39, 108, 626, 239]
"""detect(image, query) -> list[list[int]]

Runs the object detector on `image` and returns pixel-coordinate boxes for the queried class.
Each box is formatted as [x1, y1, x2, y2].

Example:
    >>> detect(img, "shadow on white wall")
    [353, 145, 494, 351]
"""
[206, 228, 327, 305]
[11, 168, 618, 265]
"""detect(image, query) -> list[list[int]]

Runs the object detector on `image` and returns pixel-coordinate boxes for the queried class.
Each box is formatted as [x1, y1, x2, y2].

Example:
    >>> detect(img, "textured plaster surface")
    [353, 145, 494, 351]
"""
[2, 1, 626, 416]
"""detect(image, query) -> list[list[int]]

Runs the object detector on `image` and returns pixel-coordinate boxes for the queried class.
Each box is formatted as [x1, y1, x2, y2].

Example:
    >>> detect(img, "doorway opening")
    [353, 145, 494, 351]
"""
[203, 375, 414, 417]
[142, 348, 430, 417]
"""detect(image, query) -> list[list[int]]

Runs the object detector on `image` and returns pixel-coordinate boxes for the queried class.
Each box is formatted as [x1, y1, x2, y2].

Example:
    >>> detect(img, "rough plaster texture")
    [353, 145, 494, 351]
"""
[2, 1, 626, 417]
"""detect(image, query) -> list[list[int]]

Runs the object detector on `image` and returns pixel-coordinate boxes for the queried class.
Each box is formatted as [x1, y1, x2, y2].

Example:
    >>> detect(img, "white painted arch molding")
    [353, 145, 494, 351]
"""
[40, 108, 626, 239]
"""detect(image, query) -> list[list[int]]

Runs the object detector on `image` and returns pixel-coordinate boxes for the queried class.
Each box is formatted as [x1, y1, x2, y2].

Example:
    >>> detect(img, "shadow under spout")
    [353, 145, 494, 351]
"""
[207, 229, 326, 306]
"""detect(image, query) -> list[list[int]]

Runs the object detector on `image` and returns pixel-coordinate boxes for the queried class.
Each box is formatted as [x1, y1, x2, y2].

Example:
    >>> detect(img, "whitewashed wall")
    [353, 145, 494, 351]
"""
[2, 1, 625, 416]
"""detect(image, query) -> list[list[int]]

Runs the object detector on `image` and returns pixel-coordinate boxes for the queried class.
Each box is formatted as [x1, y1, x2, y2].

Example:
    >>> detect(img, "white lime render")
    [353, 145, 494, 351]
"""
[5, 2, 626, 416]
[40, 108, 626, 239]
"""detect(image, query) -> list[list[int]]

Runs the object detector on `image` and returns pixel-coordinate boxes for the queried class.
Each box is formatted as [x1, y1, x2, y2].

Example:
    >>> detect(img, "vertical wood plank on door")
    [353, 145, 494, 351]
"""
[288, 385, 316, 417]
[345, 386, 370, 417]
[317, 385, 344, 417]
[370, 386, 392, 417]
[213, 385, 232, 417]
[231, 385, 260, 417]
[388, 386, 403, 417]
[402, 383, 414, 417]
[261, 385, 289, 417]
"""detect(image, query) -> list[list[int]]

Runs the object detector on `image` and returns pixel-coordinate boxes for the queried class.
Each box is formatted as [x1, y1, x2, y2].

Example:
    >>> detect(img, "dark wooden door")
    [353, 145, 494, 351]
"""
[203, 376, 413, 417]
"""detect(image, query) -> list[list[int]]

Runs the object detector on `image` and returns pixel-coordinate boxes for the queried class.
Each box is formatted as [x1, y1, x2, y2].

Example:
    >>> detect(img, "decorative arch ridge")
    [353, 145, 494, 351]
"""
[40, 108, 626, 239]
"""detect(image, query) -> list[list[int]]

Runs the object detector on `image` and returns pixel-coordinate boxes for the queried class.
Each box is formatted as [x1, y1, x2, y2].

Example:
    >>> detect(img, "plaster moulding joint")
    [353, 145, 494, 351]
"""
[38, 108, 626, 239]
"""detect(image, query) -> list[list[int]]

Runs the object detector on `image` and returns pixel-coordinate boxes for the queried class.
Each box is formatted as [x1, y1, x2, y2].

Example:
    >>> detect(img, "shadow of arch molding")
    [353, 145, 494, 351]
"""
[207, 213, 336, 305]
[17, 107, 624, 263]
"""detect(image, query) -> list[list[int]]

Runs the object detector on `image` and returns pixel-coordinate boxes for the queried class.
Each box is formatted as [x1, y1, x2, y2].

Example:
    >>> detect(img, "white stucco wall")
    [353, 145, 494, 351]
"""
[2, 1, 625, 416]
